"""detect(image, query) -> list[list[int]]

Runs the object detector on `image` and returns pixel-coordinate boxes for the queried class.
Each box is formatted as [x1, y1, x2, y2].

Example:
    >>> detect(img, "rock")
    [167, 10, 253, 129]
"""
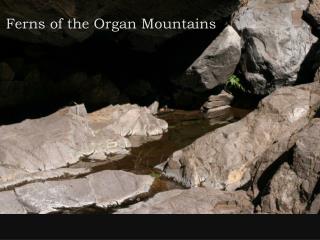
[86, 170, 154, 208]
[15, 178, 95, 214]
[260, 163, 305, 214]
[0, 62, 15, 81]
[14, 170, 154, 214]
[174, 25, 241, 92]
[314, 67, 320, 83]
[205, 106, 233, 120]
[116, 188, 253, 214]
[292, 118, 320, 199]
[0, 105, 94, 182]
[201, 90, 234, 111]
[201, 90, 235, 125]
[87, 128, 132, 160]
[148, 101, 159, 115]
[0, 102, 168, 179]
[159, 83, 320, 190]
[306, 0, 320, 28]
[0, 167, 91, 192]
[0, 191, 27, 214]
[88, 104, 168, 137]
[307, 194, 320, 214]
[232, 0, 317, 95]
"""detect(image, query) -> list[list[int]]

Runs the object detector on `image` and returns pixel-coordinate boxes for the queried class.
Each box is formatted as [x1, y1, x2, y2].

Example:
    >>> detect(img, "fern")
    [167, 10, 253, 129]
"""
[226, 75, 245, 92]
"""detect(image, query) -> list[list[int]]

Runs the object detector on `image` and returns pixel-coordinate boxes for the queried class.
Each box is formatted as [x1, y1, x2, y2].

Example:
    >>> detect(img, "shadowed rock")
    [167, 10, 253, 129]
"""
[260, 163, 305, 214]
[174, 25, 241, 92]
[307, 0, 320, 28]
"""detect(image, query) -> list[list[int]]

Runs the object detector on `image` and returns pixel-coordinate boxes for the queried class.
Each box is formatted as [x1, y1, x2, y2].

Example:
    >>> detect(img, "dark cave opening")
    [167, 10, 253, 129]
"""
[0, 21, 227, 125]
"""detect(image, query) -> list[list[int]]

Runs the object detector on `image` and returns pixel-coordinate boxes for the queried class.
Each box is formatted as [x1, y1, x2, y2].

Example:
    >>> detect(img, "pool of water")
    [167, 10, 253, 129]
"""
[71, 108, 250, 197]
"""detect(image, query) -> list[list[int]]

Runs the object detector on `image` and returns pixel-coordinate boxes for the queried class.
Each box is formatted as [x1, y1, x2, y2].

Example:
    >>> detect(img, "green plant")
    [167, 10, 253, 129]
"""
[150, 171, 161, 179]
[226, 74, 245, 92]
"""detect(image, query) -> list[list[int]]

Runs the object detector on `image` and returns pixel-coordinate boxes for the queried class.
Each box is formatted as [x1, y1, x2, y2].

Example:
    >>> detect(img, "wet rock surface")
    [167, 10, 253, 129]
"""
[159, 83, 320, 190]
[116, 187, 253, 214]
[233, 0, 317, 95]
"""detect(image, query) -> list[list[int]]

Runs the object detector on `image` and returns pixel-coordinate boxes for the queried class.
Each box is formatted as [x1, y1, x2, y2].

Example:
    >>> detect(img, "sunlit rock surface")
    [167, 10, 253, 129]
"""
[12, 170, 154, 214]
[159, 83, 320, 190]
[116, 187, 253, 214]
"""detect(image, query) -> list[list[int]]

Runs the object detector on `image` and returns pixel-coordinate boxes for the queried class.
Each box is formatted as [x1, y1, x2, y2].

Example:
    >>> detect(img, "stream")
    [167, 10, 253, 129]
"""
[69, 107, 250, 213]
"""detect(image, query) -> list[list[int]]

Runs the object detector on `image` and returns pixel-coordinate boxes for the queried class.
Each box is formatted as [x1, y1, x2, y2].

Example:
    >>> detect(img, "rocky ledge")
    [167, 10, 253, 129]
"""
[0, 170, 154, 214]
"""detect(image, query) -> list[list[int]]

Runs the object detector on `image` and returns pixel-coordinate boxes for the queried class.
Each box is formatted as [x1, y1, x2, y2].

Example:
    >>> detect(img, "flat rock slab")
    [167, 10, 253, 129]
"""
[116, 188, 253, 214]
[159, 83, 320, 190]
[0, 167, 91, 192]
[202, 90, 234, 111]
[0, 191, 27, 214]
[14, 170, 154, 214]
[87, 170, 154, 208]
[15, 178, 95, 214]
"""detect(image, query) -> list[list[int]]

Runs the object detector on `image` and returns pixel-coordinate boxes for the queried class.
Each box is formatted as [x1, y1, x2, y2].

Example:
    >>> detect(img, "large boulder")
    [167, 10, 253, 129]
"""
[13, 170, 154, 214]
[116, 187, 253, 214]
[232, 0, 317, 95]
[174, 25, 241, 92]
[158, 83, 320, 190]
[257, 119, 320, 214]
